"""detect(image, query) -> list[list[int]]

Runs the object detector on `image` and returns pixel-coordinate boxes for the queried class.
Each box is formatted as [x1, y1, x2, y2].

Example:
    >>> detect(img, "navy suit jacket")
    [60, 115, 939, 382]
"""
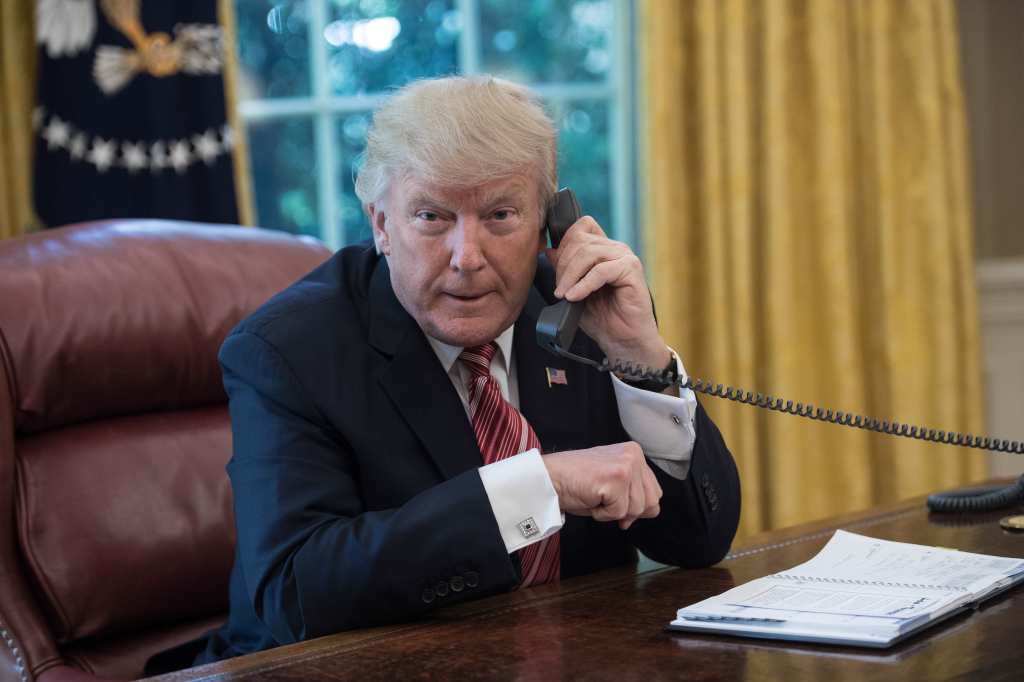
[194, 243, 741, 662]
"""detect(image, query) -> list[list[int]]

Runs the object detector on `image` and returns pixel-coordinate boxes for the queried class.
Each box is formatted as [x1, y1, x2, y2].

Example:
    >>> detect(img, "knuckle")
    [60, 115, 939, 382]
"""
[611, 462, 631, 481]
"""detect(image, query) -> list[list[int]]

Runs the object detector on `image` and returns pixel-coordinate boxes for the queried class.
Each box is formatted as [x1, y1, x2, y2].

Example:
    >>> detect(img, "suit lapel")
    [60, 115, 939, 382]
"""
[513, 287, 591, 455]
[370, 260, 483, 480]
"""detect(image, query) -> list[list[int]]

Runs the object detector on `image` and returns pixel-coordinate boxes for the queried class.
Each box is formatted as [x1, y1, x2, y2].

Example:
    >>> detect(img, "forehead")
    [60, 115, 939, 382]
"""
[397, 173, 536, 207]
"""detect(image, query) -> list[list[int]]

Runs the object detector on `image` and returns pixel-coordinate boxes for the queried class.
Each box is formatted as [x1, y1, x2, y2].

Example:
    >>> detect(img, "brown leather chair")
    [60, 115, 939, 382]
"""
[0, 221, 331, 681]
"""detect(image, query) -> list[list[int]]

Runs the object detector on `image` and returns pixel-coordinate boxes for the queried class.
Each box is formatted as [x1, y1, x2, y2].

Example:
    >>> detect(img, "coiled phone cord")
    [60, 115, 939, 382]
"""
[592, 357, 1024, 513]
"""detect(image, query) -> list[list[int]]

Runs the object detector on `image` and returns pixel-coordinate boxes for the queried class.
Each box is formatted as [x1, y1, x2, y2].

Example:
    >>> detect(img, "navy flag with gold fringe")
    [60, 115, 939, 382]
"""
[33, 0, 239, 227]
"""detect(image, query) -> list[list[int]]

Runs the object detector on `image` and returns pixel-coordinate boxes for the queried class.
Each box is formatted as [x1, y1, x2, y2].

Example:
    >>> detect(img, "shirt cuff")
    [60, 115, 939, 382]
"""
[611, 347, 697, 480]
[478, 448, 564, 554]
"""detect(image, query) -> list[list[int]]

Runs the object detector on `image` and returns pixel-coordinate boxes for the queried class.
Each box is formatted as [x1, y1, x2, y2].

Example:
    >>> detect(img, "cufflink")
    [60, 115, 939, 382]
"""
[518, 517, 540, 538]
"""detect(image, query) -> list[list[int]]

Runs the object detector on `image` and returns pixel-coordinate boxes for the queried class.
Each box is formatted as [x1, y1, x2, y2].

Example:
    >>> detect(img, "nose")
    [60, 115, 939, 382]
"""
[449, 214, 486, 273]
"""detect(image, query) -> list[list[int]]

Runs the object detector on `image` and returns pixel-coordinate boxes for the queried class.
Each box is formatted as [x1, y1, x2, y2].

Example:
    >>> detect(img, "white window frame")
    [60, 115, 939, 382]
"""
[237, 0, 637, 251]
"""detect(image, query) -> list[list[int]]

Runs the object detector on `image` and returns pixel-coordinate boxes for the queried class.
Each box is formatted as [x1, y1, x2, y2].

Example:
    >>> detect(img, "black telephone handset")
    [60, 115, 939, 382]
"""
[536, 188, 586, 360]
[534, 187, 1024, 512]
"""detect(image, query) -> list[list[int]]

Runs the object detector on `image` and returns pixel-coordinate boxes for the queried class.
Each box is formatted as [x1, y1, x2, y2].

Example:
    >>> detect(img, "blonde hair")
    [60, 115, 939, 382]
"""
[354, 76, 558, 217]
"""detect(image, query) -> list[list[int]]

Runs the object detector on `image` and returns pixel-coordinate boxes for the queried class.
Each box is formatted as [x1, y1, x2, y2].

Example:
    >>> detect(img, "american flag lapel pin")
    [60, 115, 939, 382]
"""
[545, 367, 568, 387]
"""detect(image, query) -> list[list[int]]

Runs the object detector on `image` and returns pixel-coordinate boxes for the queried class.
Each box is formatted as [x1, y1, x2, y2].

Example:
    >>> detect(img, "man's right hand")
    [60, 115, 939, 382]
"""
[543, 442, 662, 530]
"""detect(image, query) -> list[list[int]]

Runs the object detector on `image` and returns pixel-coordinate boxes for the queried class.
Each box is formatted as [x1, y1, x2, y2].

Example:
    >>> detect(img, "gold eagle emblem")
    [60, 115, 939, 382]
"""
[92, 0, 223, 95]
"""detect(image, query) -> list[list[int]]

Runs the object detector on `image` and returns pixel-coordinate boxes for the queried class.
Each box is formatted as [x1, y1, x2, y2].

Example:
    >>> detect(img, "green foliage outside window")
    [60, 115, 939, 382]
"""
[235, 0, 623, 248]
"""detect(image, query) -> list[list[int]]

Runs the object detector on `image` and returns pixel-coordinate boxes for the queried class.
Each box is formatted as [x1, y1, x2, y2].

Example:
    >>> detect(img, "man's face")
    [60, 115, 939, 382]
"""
[371, 173, 544, 348]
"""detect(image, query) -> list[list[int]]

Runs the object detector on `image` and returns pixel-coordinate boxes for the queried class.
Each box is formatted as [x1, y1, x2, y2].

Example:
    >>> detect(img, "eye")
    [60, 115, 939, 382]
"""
[492, 208, 516, 221]
[416, 210, 440, 222]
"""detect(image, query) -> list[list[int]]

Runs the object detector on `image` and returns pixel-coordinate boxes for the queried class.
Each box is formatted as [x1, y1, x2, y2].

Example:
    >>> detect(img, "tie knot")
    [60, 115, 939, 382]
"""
[460, 342, 498, 378]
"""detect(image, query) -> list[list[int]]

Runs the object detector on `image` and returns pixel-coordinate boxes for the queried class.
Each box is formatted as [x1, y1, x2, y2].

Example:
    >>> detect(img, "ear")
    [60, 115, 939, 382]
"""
[368, 203, 391, 255]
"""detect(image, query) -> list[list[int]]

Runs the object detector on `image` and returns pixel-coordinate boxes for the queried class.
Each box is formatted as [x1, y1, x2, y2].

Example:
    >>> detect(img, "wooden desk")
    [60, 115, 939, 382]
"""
[154, 495, 1024, 681]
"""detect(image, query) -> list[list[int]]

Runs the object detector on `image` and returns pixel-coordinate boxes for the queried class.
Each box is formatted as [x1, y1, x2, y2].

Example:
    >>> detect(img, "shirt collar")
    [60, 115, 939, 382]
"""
[426, 324, 516, 375]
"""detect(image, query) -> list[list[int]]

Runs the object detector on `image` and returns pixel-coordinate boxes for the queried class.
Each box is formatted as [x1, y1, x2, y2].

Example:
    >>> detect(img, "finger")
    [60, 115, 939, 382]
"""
[548, 219, 599, 283]
[645, 463, 662, 503]
[617, 476, 638, 530]
[554, 242, 631, 299]
[614, 491, 638, 528]
[639, 465, 662, 519]
[618, 471, 634, 528]
[593, 504, 625, 523]
[564, 258, 634, 303]
[551, 220, 618, 295]
[639, 504, 660, 520]
[593, 476, 630, 524]
[564, 215, 607, 240]
[621, 465, 647, 529]
[555, 232, 626, 285]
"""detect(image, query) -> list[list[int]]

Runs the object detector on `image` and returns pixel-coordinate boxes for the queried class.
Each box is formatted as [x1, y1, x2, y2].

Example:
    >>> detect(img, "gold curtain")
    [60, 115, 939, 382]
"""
[641, 0, 986, 537]
[0, 1, 38, 239]
[218, 0, 255, 226]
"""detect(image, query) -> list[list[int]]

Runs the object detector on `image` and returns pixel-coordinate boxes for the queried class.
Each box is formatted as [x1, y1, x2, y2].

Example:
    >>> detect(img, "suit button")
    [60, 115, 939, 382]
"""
[464, 571, 479, 588]
[421, 587, 435, 604]
[435, 580, 449, 597]
[707, 482, 719, 510]
[450, 576, 465, 592]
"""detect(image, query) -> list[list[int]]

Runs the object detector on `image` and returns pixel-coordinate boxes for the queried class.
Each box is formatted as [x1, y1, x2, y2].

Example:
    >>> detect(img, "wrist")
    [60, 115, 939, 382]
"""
[542, 455, 564, 501]
[601, 335, 671, 372]
[617, 350, 678, 393]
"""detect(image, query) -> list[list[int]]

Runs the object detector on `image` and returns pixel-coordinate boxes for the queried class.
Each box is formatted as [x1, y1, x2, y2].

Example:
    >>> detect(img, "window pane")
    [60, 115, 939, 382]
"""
[551, 100, 611, 233]
[335, 111, 374, 245]
[248, 118, 320, 236]
[332, 102, 611, 248]
[480, 0, 613, 83]
[234, 1, 312, 99]
[325, 0, 458, 95]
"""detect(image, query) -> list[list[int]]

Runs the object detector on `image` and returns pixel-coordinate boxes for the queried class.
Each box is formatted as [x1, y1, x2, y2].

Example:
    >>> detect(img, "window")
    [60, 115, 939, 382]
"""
[234, 0, 637, 251]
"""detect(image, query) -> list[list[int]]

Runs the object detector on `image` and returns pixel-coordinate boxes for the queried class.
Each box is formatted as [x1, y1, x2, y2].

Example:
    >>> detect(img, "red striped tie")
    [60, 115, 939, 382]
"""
[460, 342, 560, 587]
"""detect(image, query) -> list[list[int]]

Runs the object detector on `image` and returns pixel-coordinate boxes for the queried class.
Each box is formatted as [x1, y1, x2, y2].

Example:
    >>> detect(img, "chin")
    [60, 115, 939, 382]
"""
[426, 318, 508, 348]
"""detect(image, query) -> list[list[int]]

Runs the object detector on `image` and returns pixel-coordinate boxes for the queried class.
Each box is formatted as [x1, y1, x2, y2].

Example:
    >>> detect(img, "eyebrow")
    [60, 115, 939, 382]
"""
[407, 193, 450, 209]
[407, 189, 529, 212]
[480, 193, 526, 210]
[478, 186, 529, 210]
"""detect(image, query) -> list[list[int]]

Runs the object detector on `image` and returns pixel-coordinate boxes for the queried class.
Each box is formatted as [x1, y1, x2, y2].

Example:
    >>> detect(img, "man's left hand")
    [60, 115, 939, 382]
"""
[546, 216, 671, 373]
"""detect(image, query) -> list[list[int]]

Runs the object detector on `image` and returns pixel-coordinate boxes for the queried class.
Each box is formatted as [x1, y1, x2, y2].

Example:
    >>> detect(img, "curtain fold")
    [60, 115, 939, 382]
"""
[218, 0, 255, 227]
[641, 0, 986, 537]
[0, 1, 38, 240]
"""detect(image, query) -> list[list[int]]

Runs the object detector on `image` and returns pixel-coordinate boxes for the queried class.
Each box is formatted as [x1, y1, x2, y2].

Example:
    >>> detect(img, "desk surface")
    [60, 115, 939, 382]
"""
[155, 495, 1024, 681]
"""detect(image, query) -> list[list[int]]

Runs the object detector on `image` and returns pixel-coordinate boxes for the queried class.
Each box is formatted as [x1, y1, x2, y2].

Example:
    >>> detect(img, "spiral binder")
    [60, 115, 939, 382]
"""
[769, 572, 969, 593]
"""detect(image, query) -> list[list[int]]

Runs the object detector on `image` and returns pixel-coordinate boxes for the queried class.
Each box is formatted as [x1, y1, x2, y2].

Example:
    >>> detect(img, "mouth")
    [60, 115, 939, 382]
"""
[443, 291, 492, 303]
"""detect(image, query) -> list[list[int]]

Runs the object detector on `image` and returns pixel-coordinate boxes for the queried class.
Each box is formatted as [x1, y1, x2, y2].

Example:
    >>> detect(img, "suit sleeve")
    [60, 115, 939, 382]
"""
[625, 401, 741, 568]
[220, 331, 519, 644]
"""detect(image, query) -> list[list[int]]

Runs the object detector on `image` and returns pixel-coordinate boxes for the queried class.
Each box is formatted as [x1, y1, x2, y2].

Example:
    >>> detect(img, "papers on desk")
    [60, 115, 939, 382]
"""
[669, 530, 1024, 648]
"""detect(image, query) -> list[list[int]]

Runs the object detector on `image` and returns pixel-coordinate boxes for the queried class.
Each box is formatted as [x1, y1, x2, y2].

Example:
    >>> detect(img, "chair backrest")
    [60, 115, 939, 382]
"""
[0, 221, 331, 681]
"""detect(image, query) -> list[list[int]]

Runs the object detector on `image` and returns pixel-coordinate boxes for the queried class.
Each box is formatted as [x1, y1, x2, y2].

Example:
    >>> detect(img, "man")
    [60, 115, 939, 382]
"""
[196, 76, 740, 662]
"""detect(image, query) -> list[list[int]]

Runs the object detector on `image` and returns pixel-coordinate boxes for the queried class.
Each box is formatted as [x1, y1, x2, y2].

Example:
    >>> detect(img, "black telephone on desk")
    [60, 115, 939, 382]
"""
[536, 188, 1024, 513]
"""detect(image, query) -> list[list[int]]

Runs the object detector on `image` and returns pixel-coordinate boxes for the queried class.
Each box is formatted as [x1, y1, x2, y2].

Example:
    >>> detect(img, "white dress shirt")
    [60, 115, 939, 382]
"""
[426, 325, 697, 554]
